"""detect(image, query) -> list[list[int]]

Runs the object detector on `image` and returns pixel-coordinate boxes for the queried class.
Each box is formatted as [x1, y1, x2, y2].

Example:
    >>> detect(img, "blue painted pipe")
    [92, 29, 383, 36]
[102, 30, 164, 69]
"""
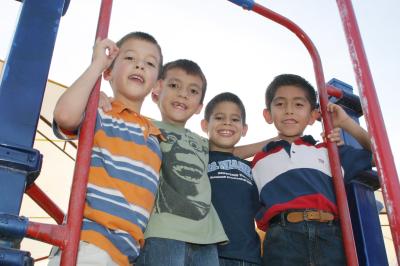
[62, 0, 71, 15]
[0, 213, 28, 240]
[0, 247, 33, 266]
[226, 0, 254, 10]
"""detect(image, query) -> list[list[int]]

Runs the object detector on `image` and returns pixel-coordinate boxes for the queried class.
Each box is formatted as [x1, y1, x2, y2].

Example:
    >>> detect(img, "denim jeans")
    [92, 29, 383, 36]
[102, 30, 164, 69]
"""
[262, 221, 345, 266]
[135, 237, 219, 266]
[219, 257, 261, 266]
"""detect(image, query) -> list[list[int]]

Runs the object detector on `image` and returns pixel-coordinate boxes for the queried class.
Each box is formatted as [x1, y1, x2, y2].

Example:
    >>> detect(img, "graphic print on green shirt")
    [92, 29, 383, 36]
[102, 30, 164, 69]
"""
[155, 121, 210, 220]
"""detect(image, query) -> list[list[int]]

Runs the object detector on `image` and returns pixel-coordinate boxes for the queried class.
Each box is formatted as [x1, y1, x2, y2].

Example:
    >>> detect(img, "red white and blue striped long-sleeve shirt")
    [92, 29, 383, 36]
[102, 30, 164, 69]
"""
[251, 135, 372, 232]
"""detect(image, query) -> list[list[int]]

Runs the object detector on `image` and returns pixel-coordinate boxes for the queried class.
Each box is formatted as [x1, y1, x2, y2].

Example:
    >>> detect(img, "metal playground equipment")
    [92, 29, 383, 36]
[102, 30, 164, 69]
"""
[0, 0, 398, 265]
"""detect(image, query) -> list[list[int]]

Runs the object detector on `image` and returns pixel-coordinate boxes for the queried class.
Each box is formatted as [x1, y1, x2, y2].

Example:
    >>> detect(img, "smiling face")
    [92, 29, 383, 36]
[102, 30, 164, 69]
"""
[154, 68, 204, 127]
[104, 38, 161, 112]
[263, 85, 319, 143]
[201, 101, 247, 153]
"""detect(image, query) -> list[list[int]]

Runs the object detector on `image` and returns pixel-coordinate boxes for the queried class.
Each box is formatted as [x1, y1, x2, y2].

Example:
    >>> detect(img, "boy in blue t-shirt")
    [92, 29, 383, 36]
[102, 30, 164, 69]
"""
[201, 92, 263, 265]
[252, 74, 374, 266]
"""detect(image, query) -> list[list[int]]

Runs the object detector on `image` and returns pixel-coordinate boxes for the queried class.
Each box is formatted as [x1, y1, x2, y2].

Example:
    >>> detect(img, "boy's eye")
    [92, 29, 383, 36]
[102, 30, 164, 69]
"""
[214, 116, 223, 120]
[295, 102, 304, 107]
[232, 118, 241, 122]
[168, 82, 179, 89]
[190, 88, 199, 95]
[146, 61, 155, 67]
[125, 56, 135, 61]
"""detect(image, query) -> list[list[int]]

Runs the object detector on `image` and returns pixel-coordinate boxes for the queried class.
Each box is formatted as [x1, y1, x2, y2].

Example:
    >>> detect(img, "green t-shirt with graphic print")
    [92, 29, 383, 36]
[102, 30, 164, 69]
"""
[144, 121, 228, 244]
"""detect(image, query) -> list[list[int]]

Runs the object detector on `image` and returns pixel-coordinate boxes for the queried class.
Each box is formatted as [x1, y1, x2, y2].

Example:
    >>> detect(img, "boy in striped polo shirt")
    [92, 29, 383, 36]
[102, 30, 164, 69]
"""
[252, 74, 374, 266]
[49, 32, 164, 265]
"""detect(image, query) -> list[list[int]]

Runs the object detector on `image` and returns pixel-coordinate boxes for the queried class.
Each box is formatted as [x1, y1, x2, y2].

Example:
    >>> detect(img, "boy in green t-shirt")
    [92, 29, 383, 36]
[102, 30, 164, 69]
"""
[137, 59, 226, 265]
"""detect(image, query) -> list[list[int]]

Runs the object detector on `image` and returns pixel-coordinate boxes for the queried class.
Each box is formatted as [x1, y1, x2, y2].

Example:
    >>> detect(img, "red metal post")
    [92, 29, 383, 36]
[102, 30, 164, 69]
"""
[26, 222, 66, 248]
[26, 183, 65, 225]
[60, 1, 113, 265]
[327, 85, 344, 99]
[337, 0, 400, 264]
[249, 3, 359, 265]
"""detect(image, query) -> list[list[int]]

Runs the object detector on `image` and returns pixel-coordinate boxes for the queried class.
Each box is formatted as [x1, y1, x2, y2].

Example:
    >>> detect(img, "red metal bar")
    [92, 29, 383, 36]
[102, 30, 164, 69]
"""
[26, 222, 66, 247]
[26, 183, 65, 225]
[337, 0, 400, 263]
[250, 3, 358, 265]
[327, 84, 344, 99]
[60, 1, 113, 265]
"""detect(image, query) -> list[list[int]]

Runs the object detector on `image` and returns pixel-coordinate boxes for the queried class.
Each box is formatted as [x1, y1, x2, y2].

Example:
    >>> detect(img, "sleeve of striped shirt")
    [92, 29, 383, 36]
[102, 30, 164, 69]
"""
[52, 120, 79, 140]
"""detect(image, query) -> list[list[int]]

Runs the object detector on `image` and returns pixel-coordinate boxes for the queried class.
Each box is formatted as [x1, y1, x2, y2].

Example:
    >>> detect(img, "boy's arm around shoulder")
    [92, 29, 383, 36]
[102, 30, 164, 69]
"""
[233, 137, 278, 159]
[53, 38, 119, 131]
[328, 103, 375, 166]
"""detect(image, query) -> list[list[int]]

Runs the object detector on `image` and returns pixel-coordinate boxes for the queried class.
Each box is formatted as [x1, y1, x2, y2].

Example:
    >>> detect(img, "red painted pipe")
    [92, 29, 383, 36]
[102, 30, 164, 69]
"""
[26, 183, 65, 225]
[250, 3, 359, 265]
[337, 0, 400, 264]
[326, 85, 344, 99]
[60, 1, 113, 265]
[26, 222, 66, 247]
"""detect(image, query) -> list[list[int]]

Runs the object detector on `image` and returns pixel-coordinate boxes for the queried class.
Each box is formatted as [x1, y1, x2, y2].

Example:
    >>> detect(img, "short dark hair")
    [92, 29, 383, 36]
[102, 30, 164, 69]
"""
[204, 92, 246, 125]
[111, 31, 163, 78]
[265, 74, 318, 110]
[161, 59, 207, 104]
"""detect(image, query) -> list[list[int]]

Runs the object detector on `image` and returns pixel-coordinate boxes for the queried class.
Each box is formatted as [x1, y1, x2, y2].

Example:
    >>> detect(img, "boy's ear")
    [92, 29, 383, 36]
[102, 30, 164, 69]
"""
[103, 68, 112, 81]
[263, 108, 274, 124]
[200, 119, 208, 134]
[242, 124, 248, 137]
[151, 81, 162, 103]
[308, 109, 320, 125]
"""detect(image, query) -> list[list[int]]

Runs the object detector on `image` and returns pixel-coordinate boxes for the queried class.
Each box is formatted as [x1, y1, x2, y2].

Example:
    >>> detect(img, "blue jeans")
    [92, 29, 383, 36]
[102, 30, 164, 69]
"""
[135, 237, 219, 266]
[262, 221, 345, 266]
[219, 257, 261, 266]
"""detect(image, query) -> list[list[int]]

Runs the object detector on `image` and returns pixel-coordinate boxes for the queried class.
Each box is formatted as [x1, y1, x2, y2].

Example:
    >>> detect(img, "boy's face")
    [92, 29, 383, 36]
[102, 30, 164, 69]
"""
[153, 68, 203, 127]
[104, 38, 161, 109]
[263, 85, 319, 143]
[201, 101, 248, 153]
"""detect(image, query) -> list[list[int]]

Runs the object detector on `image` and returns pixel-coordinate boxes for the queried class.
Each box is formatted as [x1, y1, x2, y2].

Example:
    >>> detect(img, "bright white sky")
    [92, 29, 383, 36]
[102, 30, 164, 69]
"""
[1, 0, 399, 171]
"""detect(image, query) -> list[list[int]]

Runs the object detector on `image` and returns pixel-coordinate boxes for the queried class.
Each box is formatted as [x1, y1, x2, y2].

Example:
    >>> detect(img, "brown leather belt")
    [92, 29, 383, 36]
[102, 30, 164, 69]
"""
[269, 210, 336, 224]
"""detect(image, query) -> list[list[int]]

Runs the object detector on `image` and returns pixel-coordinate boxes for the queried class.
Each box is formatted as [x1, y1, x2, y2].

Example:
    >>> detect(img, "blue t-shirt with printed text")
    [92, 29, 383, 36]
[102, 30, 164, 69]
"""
[208, 151, 261, 264]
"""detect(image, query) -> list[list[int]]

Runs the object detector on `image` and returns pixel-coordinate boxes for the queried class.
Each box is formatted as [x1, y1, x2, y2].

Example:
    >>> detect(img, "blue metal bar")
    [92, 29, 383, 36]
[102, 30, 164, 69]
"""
[62, 0, 71, 15]
[328, 78, 363, 117]
[0, 214, 28, 240]
[0, 0, 64, 147]
[347, 182, 388, 266]
[226, 0, 254, 10]
[14, 0, 70, 15]
[0, 0, 66, 253]
[328, 79, 388, 265]
[0, 247, 33, 266]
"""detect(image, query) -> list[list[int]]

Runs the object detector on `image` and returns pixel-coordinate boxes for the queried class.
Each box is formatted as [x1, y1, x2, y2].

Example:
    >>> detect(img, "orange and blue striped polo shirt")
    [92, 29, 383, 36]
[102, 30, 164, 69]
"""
[54, 100, 163, 265]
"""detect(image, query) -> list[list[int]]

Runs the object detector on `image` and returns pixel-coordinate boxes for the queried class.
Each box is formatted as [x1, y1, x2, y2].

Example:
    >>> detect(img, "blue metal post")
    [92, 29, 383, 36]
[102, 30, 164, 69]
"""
[226, 0, 254, 10]
[0, 0, 66, 251]
[328, 79, 388, 266]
